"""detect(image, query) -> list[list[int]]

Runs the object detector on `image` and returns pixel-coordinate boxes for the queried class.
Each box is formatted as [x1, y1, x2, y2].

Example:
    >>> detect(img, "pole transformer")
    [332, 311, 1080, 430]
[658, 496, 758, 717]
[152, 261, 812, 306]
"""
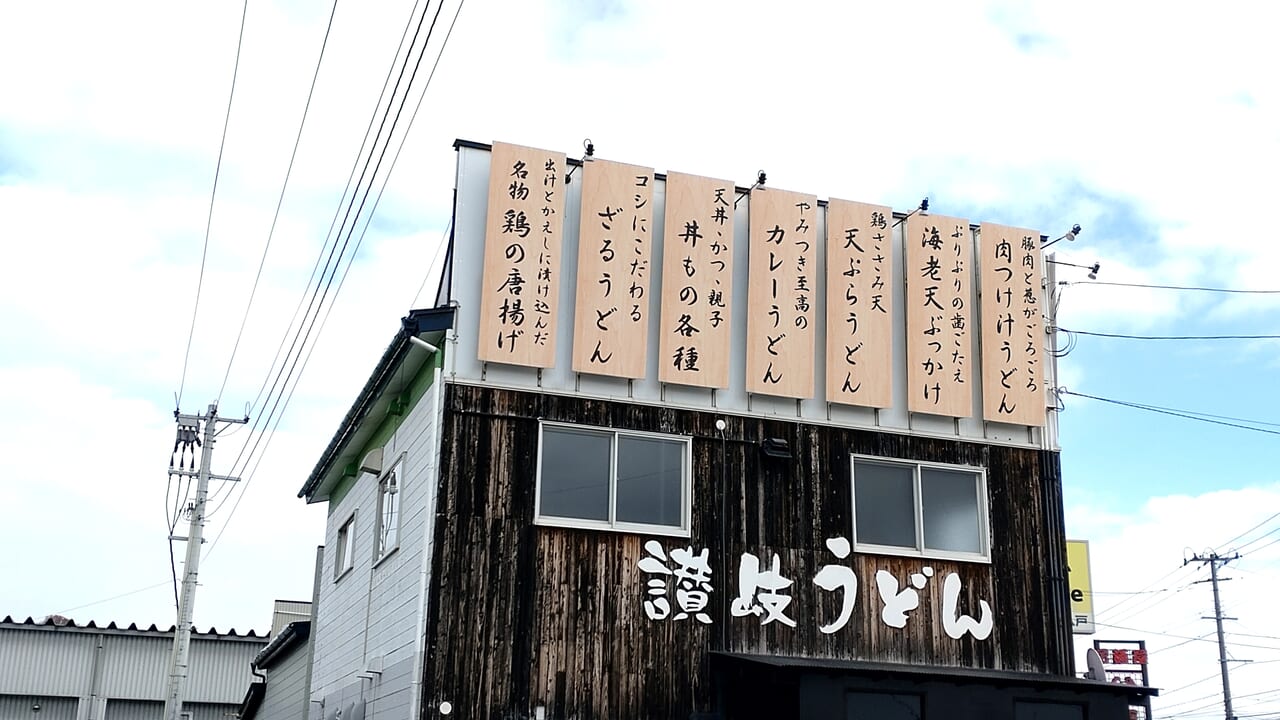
[162, 404, 246, 720]
[1186, 551, 1241, 720]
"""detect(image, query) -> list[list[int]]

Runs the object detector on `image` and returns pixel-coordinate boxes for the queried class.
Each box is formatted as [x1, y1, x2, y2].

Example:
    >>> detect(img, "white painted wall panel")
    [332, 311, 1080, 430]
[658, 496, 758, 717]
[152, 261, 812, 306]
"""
[310, 379, 441, 719]
[256, 646, 309, 720]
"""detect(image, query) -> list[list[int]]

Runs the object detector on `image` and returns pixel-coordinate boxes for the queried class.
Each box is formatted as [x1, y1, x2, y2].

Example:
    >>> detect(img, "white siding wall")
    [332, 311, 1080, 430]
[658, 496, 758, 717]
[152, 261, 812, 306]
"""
[257, 647, 310, 720]
[310, 379, 441, 720]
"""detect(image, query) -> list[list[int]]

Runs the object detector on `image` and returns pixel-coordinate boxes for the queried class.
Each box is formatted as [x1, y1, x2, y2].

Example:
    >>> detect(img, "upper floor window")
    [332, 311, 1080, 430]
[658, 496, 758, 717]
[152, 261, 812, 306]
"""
[536, 423, 691, 537]
[851, 456, 990, 562]
[375, 459, 402, 563]
[334, 513, 356, 580]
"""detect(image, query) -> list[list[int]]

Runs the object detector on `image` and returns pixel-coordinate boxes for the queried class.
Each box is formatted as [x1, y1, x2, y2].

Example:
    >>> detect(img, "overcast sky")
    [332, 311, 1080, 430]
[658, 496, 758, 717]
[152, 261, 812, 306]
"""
[2, 1, 1278, 716]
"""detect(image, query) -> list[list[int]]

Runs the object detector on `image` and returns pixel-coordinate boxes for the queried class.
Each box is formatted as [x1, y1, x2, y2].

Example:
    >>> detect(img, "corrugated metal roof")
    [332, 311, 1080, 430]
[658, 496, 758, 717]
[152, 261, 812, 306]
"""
[1, 615, 264, 639]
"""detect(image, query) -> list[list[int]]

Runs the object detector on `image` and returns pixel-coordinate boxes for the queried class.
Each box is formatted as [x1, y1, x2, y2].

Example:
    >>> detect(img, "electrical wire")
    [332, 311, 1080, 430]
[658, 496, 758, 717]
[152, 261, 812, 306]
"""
[241, 0, 427, 421]
[1093, 622, 1280, 653]
[176, 0, 250, 410]
[1066, 280, 1280, 294]
[219, 0, 437, 491]
[204, 0, 466, 557]
[1060, 328, 1280, 341]
[1239, 532, 1280, 558]
[225, 0, 442, 485]
[1217, 511, 1280, 552]
[1060, 390, 1280, 437]
[409, 217, 454, 308]
[1093, 559, 1200, 622]
[216, 0, 341, 408]
[53, 581, 174, 616]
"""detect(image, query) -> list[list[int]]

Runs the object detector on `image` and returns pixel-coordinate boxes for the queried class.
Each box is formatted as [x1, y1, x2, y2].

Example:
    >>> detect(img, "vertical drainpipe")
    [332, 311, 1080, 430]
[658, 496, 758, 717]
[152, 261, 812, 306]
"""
[302, 546, 324, 720]
[409, 356, 444, 720]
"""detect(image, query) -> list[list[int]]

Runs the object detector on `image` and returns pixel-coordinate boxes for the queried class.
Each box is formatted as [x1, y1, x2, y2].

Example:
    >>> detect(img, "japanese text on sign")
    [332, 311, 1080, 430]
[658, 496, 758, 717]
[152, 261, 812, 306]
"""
[980, 223, 1045, 425]
[906, 214, 974, 417]
[658, 172, 735, 388]
[640, 536, 994, 640]
[746, 189, 818, 398]
[477, 142, 567, 368]
[572, 160, 654, 378]
[826, 200, 894, 408]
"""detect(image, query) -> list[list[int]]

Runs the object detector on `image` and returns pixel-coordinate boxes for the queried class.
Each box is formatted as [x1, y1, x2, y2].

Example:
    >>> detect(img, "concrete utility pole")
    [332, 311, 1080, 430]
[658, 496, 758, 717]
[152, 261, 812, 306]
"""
[162, 404, 246, 720]
[1186, 551, 1241, 720]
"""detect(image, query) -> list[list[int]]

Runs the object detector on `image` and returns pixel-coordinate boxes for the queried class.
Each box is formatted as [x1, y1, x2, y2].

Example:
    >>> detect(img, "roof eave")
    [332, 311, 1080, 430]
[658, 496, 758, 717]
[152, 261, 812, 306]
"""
[298, 306, 454, 502]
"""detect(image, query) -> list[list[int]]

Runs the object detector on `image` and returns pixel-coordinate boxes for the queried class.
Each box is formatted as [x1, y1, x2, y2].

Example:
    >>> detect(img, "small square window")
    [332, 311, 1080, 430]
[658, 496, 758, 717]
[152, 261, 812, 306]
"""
[852, 456, 989, 562]
[536, 423, 691, 536]
[375, 461, 402, 563]
[334, 514, 356, 580]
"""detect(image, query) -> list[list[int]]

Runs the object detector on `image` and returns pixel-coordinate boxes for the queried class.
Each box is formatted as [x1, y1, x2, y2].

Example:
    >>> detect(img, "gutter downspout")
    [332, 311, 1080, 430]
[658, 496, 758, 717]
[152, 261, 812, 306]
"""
[302, 546, 323, 720]
[409, 356, 444, 720]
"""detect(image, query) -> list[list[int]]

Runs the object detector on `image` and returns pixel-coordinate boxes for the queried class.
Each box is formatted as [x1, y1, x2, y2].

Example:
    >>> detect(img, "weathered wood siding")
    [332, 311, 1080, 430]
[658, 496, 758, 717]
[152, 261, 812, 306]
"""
[423, 384, 1071, 720]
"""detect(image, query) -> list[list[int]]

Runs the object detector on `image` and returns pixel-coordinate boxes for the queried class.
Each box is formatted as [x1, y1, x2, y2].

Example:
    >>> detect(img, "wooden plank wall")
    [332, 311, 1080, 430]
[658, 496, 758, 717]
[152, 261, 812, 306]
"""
[423, 384, 1070, 720]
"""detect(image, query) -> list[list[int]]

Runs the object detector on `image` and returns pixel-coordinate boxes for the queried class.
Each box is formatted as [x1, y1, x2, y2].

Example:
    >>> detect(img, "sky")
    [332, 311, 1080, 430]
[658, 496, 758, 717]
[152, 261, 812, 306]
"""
[2, 0, 1278, 716]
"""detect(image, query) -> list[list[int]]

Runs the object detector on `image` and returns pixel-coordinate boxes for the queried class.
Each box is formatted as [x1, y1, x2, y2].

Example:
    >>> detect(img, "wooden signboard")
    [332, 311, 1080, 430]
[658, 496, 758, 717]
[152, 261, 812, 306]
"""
[905, 214, 974, 417]
[745, 188, 818, 398]
[477, 142, 567, 368]
[571, 159, 655, 378]
[979, 223, 1045, 426]
[657, 172, 736, 388]
[825, 199, 894, 408]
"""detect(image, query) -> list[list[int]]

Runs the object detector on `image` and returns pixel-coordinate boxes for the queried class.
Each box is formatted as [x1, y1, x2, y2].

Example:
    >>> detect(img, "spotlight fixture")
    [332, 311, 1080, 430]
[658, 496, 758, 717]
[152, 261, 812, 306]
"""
[1046, 258, 1100, 280]
[892, 197, 930, 227]
[1042, 223, 1082, 248]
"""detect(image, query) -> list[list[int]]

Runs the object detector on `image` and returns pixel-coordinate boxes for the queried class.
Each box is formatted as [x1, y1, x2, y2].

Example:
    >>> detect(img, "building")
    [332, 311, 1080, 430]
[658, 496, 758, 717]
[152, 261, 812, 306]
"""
[0, 615, 264, 720]
[296, 139, 1156, 719]
[238, 620, 312, 720]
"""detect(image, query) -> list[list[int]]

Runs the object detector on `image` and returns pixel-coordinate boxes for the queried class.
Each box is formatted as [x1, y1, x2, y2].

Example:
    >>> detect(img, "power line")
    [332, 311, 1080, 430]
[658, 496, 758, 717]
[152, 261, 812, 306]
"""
[1061, 328, 1280, 341]
[1060, 390, 1280, 437]
[177, 0, 250, 409]
[221, 0, 435, 487]
[241, 0, 428, 422]
[1217, 511, 1280, 553]
[1066, 280, 1280, 294]
[53, 582, 173, 616]
[228, 0, 441, 481]
[216, 0, 341, 407]
[206, 0, 465, 558]
[1095, 562, 1200, 622]
[409, 217, 454, 308]
[1240, 532, 1280, 558]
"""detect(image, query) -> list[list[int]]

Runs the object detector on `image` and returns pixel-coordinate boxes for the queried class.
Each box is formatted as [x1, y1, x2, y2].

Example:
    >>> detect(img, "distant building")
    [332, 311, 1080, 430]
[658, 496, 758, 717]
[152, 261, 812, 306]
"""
[0, 615, 264, 720]
[238, 620, 312, 720]
[296, 139, 1156, 719]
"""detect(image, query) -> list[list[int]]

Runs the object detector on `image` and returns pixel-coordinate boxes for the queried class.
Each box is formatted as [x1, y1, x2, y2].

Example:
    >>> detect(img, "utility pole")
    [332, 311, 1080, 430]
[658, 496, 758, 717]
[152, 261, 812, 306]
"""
[162, 404, 246, 720]
[1186, 551, 1241, 720]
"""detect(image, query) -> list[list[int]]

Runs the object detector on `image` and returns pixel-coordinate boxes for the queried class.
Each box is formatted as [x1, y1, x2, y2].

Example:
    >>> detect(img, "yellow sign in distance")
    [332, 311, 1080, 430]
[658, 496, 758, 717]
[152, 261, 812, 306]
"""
[1066, 540, 1095, 634]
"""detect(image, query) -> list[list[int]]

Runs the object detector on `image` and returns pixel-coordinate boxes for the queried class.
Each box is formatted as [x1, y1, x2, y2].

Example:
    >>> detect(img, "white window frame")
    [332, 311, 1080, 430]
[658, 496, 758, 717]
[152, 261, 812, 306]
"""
[374, 455, 404, 566]
[535, 421, 693, 538]
[850, 454, 991, 563]
[334, 512, 356, 581]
